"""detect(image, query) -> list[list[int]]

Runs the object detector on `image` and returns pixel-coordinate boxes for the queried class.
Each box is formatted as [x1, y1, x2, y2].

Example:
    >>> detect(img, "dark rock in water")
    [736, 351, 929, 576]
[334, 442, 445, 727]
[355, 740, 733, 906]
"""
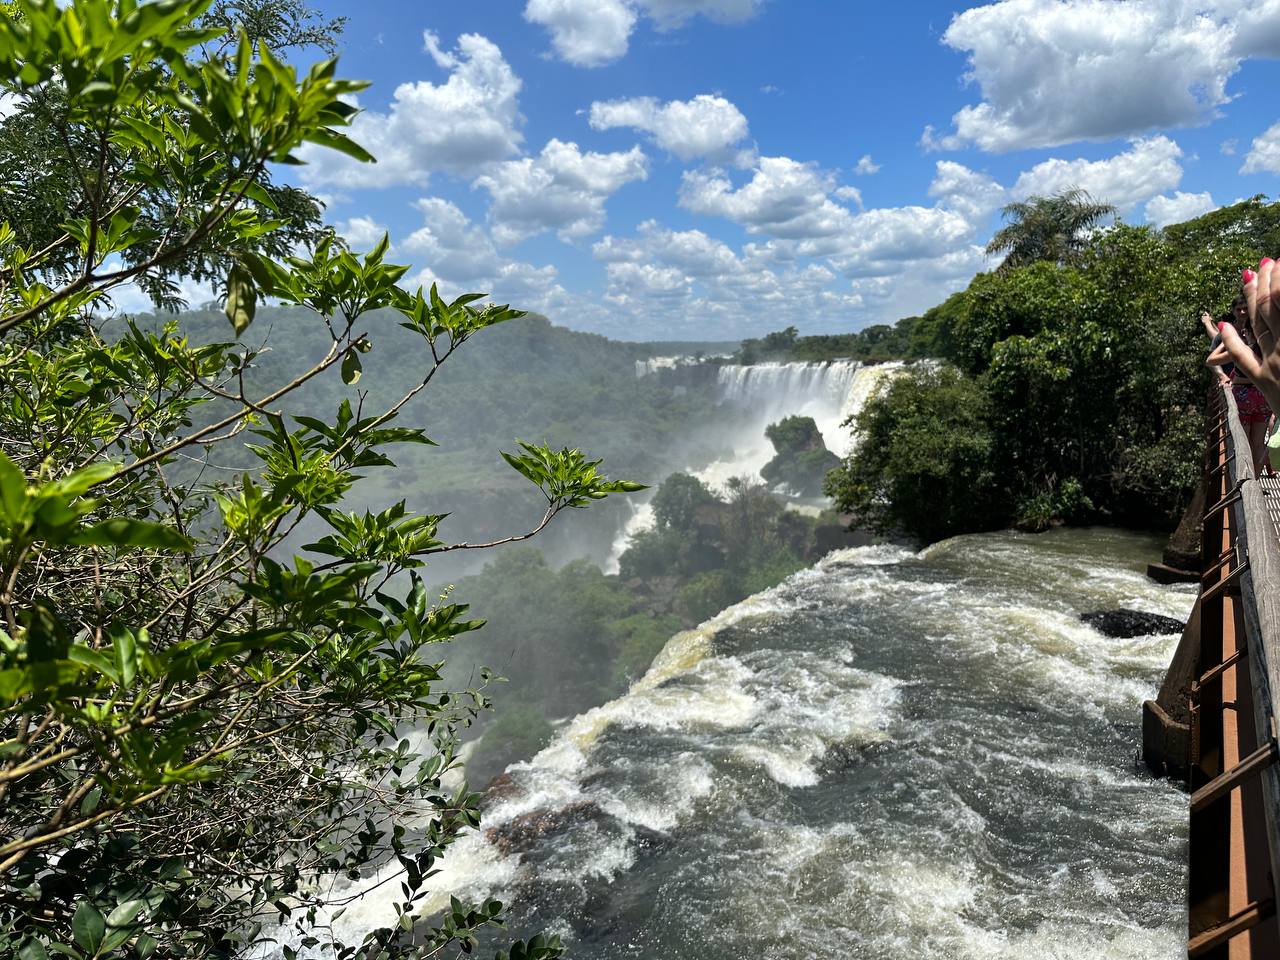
[485, 800, 605, 857]
[481, 770, 524, 807]
[1081, 610, 1185, 638]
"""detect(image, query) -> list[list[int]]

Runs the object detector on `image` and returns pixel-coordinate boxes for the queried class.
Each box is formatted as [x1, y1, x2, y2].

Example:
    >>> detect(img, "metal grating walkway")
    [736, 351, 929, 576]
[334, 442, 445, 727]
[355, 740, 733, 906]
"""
[1261, 473, 1280, 540]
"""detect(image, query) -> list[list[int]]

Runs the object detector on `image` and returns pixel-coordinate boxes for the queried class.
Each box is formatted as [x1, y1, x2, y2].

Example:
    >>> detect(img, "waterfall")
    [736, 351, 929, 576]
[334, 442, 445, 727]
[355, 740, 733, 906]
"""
[694, 360, 902, 493]
[602, 359, 903, 571]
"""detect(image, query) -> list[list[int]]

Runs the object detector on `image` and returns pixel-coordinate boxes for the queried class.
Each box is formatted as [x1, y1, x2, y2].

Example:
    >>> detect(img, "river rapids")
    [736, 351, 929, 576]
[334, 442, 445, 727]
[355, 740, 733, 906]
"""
[315, 526, 1193, 959]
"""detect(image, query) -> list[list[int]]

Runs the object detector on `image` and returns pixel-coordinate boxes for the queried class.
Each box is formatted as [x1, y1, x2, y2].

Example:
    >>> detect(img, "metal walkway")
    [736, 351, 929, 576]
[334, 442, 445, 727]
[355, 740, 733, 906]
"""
[1184, 385, 1280, 958]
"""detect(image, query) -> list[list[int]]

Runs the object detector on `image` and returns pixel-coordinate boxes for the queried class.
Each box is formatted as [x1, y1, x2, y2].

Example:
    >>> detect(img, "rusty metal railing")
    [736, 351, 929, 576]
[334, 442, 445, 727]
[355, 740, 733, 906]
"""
[1188, 384, 1280, 956]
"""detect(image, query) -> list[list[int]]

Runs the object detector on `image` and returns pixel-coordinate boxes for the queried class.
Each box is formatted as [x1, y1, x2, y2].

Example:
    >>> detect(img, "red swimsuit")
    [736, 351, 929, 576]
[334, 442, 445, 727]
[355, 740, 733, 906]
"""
[1233, 381, 1272, 424]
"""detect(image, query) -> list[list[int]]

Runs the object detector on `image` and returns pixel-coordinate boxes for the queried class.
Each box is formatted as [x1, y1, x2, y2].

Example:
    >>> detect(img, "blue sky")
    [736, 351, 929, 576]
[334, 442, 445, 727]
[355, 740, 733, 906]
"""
[279, 0, 1280, 341]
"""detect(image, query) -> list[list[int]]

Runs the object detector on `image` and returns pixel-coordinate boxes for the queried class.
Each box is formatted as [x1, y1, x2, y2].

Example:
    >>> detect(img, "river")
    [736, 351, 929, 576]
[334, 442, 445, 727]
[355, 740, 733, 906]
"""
[324, 526, 1193, 959]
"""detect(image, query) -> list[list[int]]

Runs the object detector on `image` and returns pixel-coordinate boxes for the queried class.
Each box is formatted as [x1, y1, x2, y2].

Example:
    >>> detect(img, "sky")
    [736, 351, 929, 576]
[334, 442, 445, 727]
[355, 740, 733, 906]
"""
[273, 0, 1280, 341]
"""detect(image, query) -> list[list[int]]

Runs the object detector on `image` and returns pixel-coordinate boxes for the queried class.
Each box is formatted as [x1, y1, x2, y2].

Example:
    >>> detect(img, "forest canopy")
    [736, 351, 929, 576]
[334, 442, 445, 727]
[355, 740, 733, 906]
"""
[824, 196, 1279, 541]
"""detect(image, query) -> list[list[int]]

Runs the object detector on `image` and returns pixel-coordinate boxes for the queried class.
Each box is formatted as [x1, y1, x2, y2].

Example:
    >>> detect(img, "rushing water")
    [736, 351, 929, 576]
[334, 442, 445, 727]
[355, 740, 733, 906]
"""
[314, 526, 1192, 959]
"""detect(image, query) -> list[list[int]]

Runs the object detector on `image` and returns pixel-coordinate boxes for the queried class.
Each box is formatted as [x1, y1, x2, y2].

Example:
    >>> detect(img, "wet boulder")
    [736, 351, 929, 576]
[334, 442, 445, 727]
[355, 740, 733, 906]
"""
[485, 800, 605, 857]
[481, 771, 525, 807]
[1081, 610, 1185, 638]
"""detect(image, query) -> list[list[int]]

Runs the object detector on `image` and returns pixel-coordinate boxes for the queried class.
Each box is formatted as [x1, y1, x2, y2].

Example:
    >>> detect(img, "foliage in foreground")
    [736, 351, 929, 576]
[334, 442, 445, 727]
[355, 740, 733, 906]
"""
[0, 2, 641, 958]
[827, 198, 1279, 541]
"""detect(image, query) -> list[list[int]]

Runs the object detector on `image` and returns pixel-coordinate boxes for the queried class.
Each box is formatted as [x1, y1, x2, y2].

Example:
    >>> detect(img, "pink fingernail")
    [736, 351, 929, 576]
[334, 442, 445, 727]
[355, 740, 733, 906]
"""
[1244, 268, 1257, 283]
[1262, 258, 1274, 269]
[1220, 321, 1227, 331]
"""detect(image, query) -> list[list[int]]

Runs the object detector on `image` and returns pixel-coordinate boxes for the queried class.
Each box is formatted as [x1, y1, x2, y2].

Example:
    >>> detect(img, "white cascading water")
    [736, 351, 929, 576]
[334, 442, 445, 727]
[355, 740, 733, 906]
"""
[695, 360, 902, 492]
[604, 360, 902, 572]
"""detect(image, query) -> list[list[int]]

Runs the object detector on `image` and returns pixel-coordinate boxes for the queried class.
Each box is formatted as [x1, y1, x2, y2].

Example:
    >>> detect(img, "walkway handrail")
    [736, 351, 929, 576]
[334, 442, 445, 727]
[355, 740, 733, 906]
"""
[1220, 381, 1280, 904]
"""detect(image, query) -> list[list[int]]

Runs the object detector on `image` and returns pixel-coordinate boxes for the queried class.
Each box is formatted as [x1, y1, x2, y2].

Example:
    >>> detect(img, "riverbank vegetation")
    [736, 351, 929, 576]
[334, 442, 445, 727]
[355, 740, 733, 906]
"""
[825, 194, 1279, 542]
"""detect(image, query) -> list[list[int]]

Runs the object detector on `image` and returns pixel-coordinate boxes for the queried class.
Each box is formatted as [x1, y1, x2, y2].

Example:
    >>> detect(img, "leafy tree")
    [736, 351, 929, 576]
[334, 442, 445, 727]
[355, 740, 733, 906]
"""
[825, 365, 1002, 542]
[1162, 194, 1280, 259]
[830, 214, 1255, 541]
[0, 0, 342, 309]
[651, 472, 717, 531]
[985, 188, 1117, 271]
[0, 3, 641, 958]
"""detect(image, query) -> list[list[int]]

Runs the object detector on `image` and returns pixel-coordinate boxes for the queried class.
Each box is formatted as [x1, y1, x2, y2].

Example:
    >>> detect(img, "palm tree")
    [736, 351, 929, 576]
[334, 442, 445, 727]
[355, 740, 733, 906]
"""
[985, 188, 1117, 271]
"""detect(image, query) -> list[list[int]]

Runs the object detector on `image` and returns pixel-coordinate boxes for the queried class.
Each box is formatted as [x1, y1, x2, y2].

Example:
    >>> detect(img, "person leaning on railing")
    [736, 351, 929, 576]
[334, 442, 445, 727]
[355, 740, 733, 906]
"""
[1217, 259, 1280, 482]
[1207, 281, 1276, 477]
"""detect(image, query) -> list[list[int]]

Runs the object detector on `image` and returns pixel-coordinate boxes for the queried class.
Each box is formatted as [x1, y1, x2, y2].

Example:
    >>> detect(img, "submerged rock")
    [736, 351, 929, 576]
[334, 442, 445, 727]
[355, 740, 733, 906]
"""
[1081, 609, 1185, 638]
[485, 800, 605, 857]
[481, 771, 524, 807]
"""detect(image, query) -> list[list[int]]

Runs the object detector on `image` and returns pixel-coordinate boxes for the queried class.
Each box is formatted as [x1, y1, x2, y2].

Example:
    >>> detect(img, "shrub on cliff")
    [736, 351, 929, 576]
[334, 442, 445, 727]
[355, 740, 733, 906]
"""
[761, 416, 841, 497]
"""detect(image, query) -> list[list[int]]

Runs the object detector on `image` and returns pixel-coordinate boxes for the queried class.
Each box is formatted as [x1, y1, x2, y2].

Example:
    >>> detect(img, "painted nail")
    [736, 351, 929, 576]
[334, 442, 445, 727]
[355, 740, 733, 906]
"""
[1220, 321, 1228, 332]
[1262, 258, 1274, 269]
[1244, 268, 1257, 283]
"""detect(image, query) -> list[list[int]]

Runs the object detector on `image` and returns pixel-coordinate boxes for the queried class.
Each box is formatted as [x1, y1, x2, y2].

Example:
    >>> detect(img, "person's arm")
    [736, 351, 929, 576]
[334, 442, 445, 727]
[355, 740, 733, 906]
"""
[1203, 311, 1221, 340]
[1207, 343, 1233, 384]
[1220, 262, 1280, 408]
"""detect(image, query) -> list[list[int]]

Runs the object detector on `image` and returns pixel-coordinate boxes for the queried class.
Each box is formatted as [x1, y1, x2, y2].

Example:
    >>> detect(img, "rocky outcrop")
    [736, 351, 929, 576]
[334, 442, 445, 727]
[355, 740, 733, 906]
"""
[1081, 609, 1185, 637]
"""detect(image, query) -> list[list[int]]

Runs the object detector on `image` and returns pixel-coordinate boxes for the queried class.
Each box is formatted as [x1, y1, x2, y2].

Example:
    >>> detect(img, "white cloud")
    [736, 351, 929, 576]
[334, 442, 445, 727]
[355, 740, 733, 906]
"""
[586, 219, 864, 338]
[1230, 0, 1280, 58]
[588, 94, 749, 161]
[854, 155, 880, 175]
[523, 0, 636, 67]
[1011, 136, 1184, 213]
[401, 198, 569, 312]
[933, 0, 1239, 151]
[1222, 138, 1239, 156]
[834, 185, 863, 206]
[928, 160, 1007, 225]
[1242, 121, 1280, 175]
[675, 154, 987, 286]
[474, 139, 648, 244]
[525, 0, 763, 67]
[678, 156, 857, 239]
[300, 33, 522, 188]
[337, 216, 389, 252]
[641, 0, 763, 28]
[1144, 191, 1216, 228]
[825, 206, 977, 277]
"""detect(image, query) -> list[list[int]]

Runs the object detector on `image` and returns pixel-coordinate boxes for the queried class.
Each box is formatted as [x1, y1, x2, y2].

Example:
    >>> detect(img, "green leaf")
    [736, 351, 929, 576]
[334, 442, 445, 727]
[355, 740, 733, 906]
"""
[50, 462, 116, 497]
[72, 902, 105, 954]
[67, 645, 116, 683]
[17, 942, 48, 960]
[105, 898, 145, 930]
[67, 518, 194, 551]
[341, 351, 362, 385]
[0, 450, 24, 523]
[304, 127, 375, 163]
[111, 625, 138, 686]
[101, 898, 146, 951]
[225, 262, 257, 336]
